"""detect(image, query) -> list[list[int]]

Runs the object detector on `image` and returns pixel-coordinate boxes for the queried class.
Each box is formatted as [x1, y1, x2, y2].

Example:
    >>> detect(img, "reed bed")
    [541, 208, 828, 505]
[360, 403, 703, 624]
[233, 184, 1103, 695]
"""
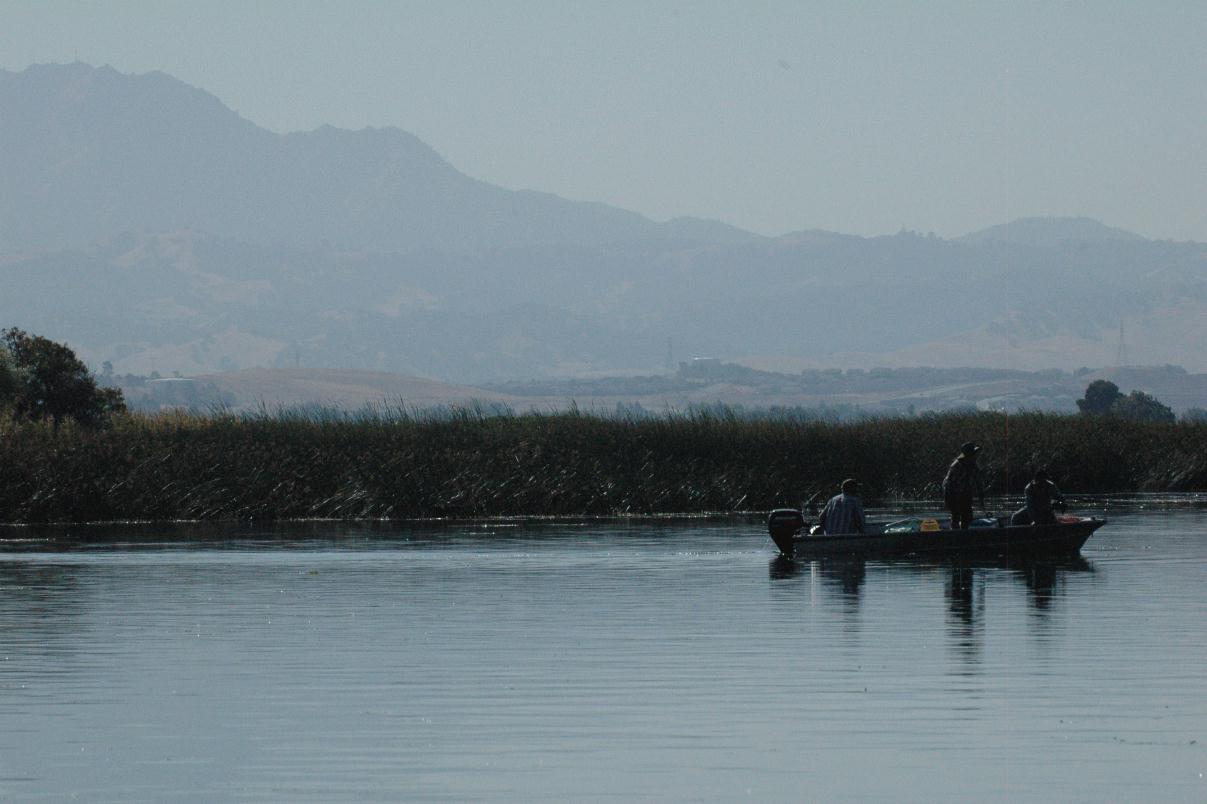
[1, 407, 1205, 523]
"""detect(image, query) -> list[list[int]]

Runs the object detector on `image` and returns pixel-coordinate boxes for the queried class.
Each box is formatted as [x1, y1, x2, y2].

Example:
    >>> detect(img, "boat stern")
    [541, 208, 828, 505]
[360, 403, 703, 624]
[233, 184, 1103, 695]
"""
[767, 508, 806, 557]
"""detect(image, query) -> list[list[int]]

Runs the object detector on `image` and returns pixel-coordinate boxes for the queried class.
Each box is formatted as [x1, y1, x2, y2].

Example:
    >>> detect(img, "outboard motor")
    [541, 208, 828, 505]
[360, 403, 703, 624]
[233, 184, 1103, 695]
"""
[767, 508, 806, 558]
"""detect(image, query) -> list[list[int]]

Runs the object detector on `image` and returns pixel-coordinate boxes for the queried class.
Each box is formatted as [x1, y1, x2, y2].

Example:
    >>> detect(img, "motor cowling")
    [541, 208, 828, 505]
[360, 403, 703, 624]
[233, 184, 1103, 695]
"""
[767, 508, 806, 557]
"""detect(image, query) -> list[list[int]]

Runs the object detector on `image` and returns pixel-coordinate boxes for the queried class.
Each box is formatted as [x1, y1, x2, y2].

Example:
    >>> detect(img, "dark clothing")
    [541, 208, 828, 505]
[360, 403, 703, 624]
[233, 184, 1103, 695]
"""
[942, 456, 983, 500]
[943, 455, 983, 531]
[1011, 479, 1066, 525]
[948, 494, 975, 531]
[818, 492, 865, 535]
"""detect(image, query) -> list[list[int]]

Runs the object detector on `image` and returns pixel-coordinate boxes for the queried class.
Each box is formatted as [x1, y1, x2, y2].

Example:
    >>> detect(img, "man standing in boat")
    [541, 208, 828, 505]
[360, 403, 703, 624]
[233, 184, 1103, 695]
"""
[818, 478, 866, 534]
[942, 442, 984, 530]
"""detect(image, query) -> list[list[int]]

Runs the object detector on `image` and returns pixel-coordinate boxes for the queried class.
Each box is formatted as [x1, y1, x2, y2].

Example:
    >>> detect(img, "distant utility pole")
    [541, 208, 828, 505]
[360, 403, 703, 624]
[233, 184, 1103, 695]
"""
[665, 337, 674, 376]
[1115, 320, 1128, 367]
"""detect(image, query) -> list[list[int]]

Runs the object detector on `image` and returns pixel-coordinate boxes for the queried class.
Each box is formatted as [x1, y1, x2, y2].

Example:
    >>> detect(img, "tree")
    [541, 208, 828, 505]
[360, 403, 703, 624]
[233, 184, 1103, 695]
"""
[1112, 390, 1176, 423]
[1183, 407, 1207, 422]
[0, 343, 20, 409]
[1, 328, 126, 427]
[1076, 380, 1123, 414]
[1076, 379, 1175, 423]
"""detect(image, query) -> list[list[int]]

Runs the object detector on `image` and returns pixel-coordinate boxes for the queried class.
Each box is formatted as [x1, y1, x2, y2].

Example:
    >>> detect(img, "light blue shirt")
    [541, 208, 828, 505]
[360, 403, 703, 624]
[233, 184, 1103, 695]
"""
[819, 492, 865, 534]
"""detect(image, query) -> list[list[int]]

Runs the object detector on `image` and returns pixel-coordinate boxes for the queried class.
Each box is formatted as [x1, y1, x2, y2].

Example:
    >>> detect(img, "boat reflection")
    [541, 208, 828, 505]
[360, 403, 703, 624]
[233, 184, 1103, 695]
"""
[769, 554, 869, 598]
[771, 553, 1095, 669]
[946, 564, 983, 667]
[770, 553, 1091, 593]
[770, 554, 1094, 615]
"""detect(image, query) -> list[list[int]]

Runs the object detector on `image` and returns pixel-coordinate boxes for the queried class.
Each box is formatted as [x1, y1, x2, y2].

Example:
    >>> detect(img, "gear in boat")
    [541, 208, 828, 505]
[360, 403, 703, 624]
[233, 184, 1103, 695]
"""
[766, 506, 1105, 559]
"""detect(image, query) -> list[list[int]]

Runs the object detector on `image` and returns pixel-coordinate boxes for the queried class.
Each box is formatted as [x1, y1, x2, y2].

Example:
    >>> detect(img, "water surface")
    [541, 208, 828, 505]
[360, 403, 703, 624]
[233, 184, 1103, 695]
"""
[2, 508, 1205, 801]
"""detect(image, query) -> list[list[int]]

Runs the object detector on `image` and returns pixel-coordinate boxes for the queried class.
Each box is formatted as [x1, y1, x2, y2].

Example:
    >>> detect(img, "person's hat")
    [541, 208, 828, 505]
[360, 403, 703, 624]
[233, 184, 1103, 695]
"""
[960, 441, 981, 456]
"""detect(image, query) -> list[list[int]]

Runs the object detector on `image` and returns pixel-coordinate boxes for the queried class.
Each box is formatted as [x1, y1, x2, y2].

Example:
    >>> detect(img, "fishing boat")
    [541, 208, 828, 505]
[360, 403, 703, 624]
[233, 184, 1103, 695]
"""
[767, 508, 1105, 559]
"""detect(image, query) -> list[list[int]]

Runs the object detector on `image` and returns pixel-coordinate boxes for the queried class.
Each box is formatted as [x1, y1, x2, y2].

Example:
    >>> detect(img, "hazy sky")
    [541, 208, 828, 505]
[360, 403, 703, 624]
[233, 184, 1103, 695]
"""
[4, 1, 1206, 241]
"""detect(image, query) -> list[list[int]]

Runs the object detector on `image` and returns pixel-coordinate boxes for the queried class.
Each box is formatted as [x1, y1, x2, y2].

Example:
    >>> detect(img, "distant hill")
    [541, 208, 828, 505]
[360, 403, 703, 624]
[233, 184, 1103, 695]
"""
[959, 217, 1146, 246]
[197, 368, 525, 411]
[4, 63, 1207, 383]
[0, 63, 757, 252]
[495, 360, 1207, 416]
[4, 225, 1207, 381]
[0, 229, 672, 380]
[170, 363, 1207, 417]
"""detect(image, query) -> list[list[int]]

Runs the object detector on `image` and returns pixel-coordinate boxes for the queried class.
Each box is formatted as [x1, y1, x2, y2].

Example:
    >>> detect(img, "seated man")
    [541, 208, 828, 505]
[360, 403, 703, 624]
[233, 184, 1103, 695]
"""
[818, 478, 866, 534]
[1010, 469, 1067, 525]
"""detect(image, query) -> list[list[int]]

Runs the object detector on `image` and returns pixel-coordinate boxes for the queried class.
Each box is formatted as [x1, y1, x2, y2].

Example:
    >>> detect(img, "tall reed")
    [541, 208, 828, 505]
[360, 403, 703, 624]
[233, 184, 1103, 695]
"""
[1, 407, 1203, 523]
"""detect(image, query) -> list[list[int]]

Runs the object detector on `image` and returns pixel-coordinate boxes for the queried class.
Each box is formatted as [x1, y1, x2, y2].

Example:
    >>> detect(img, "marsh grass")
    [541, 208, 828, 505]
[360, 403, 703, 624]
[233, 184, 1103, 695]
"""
[1, 406, 1204, 523]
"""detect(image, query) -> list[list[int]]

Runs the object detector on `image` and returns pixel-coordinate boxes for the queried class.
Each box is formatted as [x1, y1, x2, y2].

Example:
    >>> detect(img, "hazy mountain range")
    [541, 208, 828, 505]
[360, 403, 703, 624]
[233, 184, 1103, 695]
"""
[0, 62, 752, 253]
[3, 63, 1206, 382]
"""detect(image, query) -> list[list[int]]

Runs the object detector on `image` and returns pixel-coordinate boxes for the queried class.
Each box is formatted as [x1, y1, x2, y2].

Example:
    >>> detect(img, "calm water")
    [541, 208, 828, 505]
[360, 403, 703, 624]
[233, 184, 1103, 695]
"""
[1, 507, 1205, 802]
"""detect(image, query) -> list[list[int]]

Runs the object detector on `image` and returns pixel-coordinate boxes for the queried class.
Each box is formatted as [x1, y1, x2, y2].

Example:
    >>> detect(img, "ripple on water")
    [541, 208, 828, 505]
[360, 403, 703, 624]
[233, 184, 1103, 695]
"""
[0, 512, 1205, 801]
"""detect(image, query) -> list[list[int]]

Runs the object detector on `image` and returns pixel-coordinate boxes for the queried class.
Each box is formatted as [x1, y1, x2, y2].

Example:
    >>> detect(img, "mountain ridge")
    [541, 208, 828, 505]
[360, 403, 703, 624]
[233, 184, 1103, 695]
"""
[0, 62, 758, 252]
[5, 225, 1206, 381]
[959, 216, 1146, 246]
[4, 63, 1207, 382]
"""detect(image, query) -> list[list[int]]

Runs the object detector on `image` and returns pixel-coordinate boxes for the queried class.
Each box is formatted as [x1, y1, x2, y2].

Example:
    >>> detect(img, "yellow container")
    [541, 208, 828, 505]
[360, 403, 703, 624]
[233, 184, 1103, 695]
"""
[920, 518, 940, 532]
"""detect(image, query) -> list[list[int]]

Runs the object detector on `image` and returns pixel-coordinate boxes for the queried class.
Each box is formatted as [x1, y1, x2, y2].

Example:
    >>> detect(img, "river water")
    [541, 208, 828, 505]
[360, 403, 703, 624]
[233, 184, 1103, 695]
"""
[1, 506, 1205, 802]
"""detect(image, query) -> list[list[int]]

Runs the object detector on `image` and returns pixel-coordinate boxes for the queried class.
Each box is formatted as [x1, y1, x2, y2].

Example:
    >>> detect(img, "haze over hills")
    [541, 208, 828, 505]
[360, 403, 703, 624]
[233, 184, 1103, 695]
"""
[3, 63, 1207, 384]
[958, 217, 1148, 246]
[197, 368, 528, 411]
[0, 63, 755, 252]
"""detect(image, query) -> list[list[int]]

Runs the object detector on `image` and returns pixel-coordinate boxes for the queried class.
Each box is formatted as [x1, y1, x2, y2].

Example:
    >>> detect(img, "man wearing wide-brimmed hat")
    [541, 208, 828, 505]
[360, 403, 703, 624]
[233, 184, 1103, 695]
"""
[942, 442, 984, 530]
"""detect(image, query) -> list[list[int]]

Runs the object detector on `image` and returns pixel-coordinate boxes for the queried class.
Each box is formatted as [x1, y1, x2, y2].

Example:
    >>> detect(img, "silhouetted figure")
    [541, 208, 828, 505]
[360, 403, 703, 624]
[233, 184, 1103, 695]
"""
[942, 442, 984, 531]
[817, 478, 865, 534]
[1010, 469, 1066, 526]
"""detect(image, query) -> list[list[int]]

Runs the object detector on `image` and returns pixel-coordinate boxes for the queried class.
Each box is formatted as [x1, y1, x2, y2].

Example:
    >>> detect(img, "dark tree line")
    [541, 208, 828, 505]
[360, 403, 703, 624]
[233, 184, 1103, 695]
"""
[1076, 379, 1175, 423]
[0, 328, 125, 427]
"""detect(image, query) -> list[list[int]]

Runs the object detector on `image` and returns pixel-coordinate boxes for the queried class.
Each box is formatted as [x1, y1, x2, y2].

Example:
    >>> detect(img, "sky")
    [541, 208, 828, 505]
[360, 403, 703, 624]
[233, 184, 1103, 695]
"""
[3, 0, 1206, 241]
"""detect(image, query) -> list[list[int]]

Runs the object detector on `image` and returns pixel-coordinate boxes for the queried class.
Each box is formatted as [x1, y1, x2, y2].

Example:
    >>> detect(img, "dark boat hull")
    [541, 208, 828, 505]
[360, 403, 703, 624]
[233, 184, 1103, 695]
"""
[767, 509, 1104, 559]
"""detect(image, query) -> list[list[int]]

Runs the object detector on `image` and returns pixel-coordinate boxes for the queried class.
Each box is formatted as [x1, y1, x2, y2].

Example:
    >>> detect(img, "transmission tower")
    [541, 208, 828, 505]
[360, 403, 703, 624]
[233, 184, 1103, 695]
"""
[1115, 320, 1128, 367]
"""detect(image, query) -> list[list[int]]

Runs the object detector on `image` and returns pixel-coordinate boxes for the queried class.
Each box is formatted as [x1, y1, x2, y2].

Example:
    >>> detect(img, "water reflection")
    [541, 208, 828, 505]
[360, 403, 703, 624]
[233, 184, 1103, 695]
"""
[3, 514, 1206, 802]
[945, 565, 984, 668]
[771, 553, 1096, 676]
[0, 561, 92, 667]
[770, 555, 1093, 613]
[769, 555, 868, 599]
